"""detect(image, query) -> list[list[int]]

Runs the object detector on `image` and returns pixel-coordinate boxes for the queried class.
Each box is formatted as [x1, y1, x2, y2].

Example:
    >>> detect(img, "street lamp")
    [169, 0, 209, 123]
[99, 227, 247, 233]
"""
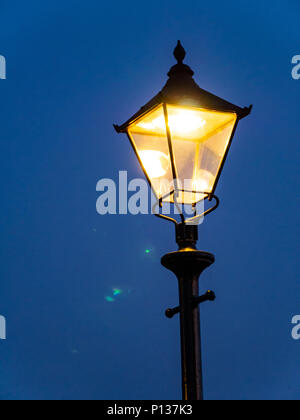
[114, 41, 252, 401]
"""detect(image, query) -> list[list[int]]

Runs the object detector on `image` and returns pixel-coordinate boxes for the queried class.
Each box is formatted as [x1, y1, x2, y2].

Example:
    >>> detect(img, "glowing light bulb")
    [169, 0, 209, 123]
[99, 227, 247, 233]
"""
[137, 109, 206, 135]
[139, 150, 169, 179]
[193, 169, 215, 193]
[168, 110, 206, 134]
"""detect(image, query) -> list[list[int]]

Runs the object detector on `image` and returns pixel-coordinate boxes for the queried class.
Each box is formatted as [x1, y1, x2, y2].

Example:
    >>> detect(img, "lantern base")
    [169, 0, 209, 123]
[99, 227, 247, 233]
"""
[175, 223, 198, 250]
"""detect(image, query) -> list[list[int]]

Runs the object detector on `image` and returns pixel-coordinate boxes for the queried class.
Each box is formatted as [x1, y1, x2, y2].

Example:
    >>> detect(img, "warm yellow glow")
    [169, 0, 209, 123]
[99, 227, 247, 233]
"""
[137, 109, 206, 135]
[139, 150, 169, 179]
[128, 104, 238, 204]
[133, 104, 236, 142]
[192, 169, 215, 193]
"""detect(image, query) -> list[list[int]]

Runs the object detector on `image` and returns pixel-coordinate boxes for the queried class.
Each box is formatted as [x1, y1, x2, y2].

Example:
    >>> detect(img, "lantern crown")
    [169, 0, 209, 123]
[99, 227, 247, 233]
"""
[114, 42, 252, 134]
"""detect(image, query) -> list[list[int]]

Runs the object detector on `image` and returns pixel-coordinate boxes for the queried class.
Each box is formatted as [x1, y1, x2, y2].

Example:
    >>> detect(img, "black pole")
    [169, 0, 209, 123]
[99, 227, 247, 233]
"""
[161, 223, 215, 401]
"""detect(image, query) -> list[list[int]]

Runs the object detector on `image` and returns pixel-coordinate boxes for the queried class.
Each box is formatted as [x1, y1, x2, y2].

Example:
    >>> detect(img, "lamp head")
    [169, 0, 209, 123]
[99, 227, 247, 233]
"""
[114, 42, 252, 207]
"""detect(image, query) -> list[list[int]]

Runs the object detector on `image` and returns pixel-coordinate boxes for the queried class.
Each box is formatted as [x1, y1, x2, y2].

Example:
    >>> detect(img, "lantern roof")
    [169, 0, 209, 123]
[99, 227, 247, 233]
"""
[114, 41, 252, 133]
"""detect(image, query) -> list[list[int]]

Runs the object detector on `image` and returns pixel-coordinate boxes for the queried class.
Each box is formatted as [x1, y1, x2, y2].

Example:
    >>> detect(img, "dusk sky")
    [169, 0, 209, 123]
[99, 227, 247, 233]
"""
[0, 0, 299, 400]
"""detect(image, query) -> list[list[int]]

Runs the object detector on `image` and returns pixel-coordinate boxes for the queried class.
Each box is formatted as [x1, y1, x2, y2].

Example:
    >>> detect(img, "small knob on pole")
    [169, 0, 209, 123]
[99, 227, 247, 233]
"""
[194, 290, 216, 307]
[165, 306, 181, 319]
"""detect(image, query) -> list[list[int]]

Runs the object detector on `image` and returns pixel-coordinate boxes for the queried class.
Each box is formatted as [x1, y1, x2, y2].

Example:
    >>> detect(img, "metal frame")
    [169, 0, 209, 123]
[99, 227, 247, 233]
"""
[210, 115, 240, 196]
[117, 100, 244, 224]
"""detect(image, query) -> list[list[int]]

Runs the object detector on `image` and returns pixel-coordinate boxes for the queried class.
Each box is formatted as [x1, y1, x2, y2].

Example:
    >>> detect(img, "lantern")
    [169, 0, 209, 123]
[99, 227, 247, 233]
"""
[114, 41, 252, 209]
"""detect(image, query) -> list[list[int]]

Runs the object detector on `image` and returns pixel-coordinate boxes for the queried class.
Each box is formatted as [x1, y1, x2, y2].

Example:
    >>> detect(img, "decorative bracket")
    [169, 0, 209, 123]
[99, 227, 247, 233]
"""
[152, 192, 220, 227]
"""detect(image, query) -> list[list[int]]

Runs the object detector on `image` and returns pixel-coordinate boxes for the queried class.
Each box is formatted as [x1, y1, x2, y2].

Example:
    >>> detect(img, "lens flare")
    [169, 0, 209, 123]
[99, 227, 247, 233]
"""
[105, 288, 123, 303]
[105, 296, 115, 303]
[113, 288, 122, 296]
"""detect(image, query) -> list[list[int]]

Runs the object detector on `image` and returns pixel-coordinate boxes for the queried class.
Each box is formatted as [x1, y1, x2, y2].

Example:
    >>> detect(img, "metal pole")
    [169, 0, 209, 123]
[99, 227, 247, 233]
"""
[161, 224, 215, 400]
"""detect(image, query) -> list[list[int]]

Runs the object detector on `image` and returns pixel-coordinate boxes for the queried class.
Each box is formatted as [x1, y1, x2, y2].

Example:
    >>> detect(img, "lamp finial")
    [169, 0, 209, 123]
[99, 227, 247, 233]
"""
[174, 41, 186, 64]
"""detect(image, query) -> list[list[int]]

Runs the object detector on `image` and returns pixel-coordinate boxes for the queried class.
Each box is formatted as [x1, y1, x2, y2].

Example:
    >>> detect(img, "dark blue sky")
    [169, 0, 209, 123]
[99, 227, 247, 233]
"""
[0, 0, 299, 400]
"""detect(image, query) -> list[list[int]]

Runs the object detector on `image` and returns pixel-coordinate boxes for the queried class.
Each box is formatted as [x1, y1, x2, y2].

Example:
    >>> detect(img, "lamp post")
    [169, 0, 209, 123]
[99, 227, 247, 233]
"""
[114, 41, 252, 400]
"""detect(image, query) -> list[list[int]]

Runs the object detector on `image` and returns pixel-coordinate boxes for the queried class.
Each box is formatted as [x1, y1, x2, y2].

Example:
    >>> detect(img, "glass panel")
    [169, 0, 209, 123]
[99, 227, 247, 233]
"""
[167, 105, 237, 204]
[128, 105, 174, 201]
[127, 104, 237, 205]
